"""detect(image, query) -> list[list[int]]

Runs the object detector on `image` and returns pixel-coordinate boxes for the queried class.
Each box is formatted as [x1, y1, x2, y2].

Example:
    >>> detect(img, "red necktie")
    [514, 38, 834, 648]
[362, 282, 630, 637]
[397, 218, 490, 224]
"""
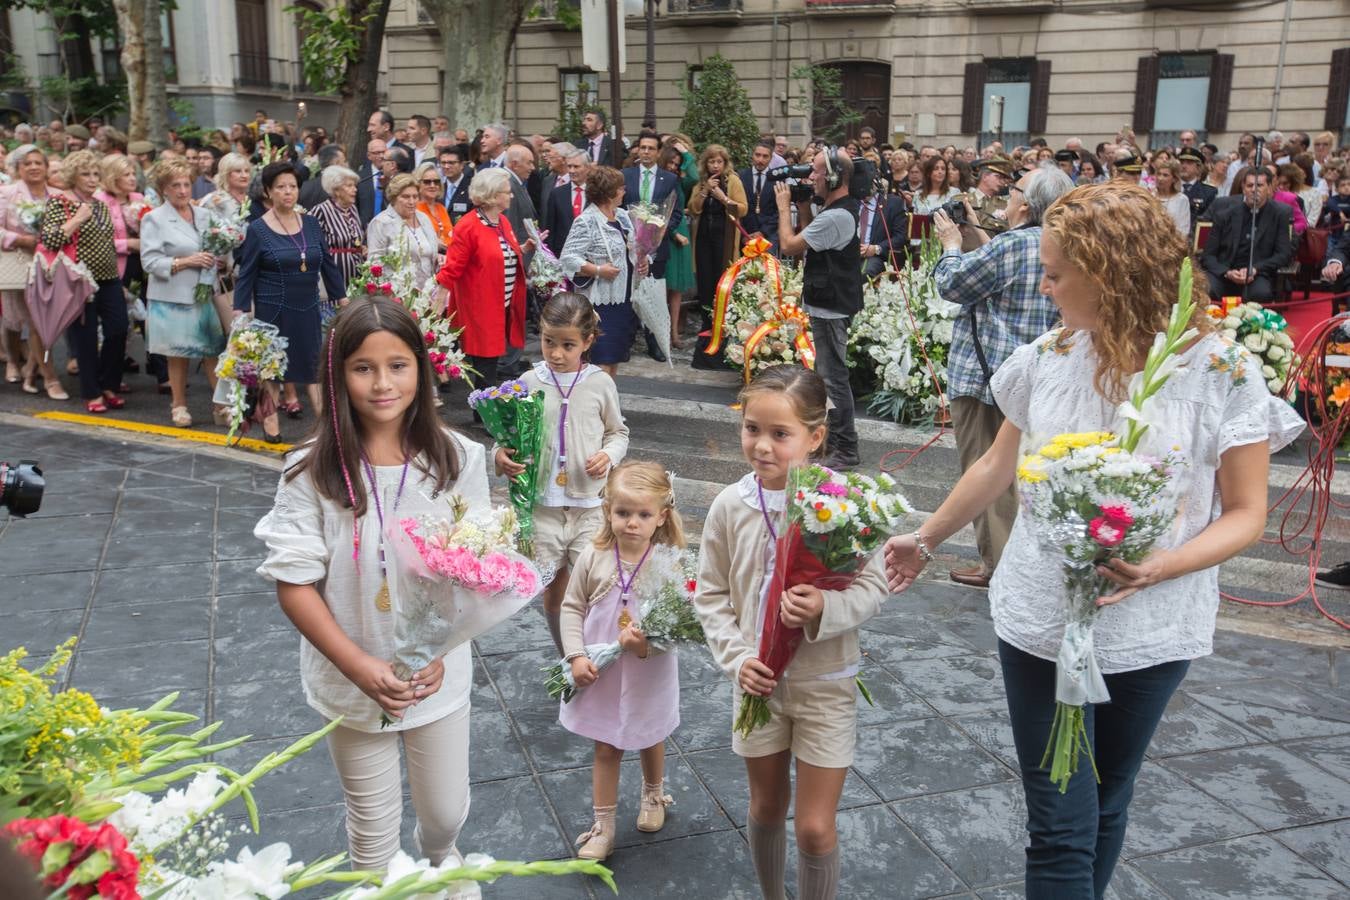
[573, 185, 583, 218]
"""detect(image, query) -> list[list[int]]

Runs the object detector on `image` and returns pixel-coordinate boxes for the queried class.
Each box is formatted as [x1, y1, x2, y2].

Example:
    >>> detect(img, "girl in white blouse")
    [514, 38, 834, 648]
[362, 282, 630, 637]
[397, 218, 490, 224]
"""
[254, 297, 489, 886]
[884, 183, 1301, 897]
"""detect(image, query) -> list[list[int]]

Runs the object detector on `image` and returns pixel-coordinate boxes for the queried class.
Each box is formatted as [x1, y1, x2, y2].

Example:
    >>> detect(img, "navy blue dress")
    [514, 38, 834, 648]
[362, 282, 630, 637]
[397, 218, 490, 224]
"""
[233, 215, 344, 385]
[590, 219, 638, 365]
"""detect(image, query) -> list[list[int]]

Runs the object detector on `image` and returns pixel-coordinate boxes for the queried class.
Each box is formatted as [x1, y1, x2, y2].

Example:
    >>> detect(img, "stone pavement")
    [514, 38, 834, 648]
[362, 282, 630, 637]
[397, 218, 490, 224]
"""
[4, 420, 1350, 898]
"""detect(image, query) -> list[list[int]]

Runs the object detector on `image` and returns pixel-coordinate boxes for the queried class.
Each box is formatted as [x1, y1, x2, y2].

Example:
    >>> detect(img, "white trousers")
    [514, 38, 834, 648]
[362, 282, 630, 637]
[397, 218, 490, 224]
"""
[325, 701, 471, 871]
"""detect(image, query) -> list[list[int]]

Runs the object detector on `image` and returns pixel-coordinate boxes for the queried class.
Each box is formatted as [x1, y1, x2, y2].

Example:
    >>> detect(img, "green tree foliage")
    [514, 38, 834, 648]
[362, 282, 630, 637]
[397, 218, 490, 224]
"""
[287, 1, 381, 97]
[678, 54, 760, 168]
[791, 63, 862, 144]
[553, 89, 595, 143]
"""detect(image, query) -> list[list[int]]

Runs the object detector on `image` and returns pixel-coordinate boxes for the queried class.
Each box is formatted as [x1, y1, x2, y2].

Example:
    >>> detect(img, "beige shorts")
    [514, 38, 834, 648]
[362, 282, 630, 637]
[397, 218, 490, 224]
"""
[732, 674, 858, 769]
[534, 504, 605, 573]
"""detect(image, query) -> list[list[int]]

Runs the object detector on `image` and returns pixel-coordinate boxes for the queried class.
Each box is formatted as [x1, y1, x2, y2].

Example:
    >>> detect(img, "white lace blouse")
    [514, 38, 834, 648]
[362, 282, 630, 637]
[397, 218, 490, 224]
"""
[988, 328, 1304, 673]
[253, 435, 490, 732]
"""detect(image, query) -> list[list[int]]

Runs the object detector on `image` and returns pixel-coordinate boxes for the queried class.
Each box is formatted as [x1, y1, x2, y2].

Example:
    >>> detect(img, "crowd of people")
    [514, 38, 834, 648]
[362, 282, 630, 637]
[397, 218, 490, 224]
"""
[2, 111, 1345, 454]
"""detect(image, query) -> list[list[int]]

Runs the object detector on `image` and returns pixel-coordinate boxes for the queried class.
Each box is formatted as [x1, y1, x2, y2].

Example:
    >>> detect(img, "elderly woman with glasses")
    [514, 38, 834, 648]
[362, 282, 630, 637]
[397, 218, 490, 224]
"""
[366, 171, 439, 284]
[309, 164, 365, 298]
[414, 162, 453, 254]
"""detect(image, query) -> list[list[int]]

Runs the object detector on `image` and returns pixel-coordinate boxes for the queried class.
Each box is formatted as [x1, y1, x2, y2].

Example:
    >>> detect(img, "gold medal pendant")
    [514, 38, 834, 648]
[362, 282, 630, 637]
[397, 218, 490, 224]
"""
[617, 608, 632, 631]
[374, 579, 392, 612]
[556, 471, 568, 486]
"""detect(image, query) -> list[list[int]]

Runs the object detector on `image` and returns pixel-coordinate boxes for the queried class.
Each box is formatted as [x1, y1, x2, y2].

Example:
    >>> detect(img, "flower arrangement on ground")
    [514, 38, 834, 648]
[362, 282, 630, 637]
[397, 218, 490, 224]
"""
[213, 316, 288, 442]
[735, 466, 912, 737]
[719, 262, 813, 381]
[1017, 260, 1200, 793]
[385, 502, 541, 725]
[1, 639, 614, 899]
[543, 546, 701, 702]
[848, 236, 957, 424]
[1208, 299, 1298, 395]
[467, 379, 547, 557]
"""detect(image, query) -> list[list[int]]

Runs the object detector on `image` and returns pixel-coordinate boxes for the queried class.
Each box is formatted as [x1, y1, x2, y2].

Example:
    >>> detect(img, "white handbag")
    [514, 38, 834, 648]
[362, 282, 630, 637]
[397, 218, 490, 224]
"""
[0, 249, 33, 291]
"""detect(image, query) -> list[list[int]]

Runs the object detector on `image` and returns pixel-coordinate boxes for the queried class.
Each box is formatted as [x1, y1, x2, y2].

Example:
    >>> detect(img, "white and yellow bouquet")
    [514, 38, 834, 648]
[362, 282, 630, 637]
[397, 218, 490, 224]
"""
[1017, 261, 1201, 793]
[213, 317, 289, 441]
[722, 264, 813, 381]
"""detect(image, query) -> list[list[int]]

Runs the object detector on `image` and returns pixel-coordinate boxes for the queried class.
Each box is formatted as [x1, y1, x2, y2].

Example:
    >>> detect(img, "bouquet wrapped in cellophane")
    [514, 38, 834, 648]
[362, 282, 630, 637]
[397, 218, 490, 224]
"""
[735, 466, 912, 738]
[212, 316, 288, 442]
[468, 379, 547, 557]
[524, 220, 569, 300]
[194, 217, 247, 303]
[543, 546, 701, 702]
[1017, 260, 1201, 792]
[385, 496, 542, 726]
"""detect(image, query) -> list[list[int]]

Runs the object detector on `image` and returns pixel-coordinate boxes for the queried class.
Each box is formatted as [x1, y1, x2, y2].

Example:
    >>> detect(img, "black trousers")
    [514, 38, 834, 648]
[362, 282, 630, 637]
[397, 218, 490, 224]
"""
[66, 279, 128, 400]
[1207, 271, 1274, 302]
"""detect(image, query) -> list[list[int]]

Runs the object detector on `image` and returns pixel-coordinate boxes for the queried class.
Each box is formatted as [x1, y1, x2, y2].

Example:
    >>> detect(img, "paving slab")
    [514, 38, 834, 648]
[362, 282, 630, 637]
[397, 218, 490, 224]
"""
[3, 420, 1349, 899]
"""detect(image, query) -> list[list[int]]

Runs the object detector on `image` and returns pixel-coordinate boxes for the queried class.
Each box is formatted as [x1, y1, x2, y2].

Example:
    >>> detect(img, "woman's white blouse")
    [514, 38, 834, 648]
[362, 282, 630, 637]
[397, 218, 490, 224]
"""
[253, 435, 491, 732]
[989, 329, 1303, 673]
[911, 187, 963, 215]
[366, 208, 439, 284]
[1160, 192, 1191, 238]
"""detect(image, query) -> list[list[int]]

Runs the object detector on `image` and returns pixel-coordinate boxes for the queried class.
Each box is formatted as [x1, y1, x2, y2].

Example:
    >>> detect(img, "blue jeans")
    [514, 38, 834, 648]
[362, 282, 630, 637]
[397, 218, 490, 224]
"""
[998, 639, 1189, 899]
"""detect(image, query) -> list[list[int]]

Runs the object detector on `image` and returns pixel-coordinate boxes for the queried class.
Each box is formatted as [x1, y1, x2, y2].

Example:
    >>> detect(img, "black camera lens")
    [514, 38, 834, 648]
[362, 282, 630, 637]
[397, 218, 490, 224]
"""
[940, 198, 968, 226]
[0, 460, 44, 517]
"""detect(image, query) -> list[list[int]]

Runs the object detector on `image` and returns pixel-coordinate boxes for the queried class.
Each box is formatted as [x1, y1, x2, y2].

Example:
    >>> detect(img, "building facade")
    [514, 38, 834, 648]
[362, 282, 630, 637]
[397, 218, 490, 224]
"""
[0, 0, 362, 132]
[384, 0, 1350, 152]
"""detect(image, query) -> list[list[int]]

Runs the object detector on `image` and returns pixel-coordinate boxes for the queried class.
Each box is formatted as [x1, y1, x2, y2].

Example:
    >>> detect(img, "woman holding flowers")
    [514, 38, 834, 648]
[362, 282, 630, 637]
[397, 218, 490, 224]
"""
[0, 144, 66, 399]
[883, 182, 1302, 898]
[140, 158, 226, 428]
[367, 172, 439, 285]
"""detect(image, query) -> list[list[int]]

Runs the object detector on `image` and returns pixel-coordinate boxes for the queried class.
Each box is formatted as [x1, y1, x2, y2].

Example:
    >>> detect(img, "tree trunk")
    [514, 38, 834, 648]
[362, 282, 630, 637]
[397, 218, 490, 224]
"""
[337, 0, 392, 168]
[113, 0, 170, 146]
[423, 0, 530, 132]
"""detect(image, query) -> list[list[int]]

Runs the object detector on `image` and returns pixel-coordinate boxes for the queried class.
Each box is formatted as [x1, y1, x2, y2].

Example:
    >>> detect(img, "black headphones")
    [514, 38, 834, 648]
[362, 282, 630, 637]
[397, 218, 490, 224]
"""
[822, 146, 842, 190]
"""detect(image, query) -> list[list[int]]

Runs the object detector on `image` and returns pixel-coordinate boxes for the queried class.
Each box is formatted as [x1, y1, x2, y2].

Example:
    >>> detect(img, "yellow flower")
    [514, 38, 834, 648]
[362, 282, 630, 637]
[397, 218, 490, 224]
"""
[1038, 443, 1069, 460]
[816, 508, 832, 523]
[1017, 455, 1048, 483]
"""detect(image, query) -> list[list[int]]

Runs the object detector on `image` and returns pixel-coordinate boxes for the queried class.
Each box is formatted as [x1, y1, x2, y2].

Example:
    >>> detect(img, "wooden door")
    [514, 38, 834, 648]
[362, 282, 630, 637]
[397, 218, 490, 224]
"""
[235, 0, 270, 87]
[814, 61, 890, 142]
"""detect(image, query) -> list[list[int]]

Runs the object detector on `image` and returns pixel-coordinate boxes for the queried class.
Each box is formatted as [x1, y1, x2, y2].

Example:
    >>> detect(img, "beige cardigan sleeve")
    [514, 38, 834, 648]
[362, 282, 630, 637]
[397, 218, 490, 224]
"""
[596, 374, 630, 467]
[692, 491, 757, 681]
[802, 551, 887, 644]
[559, 543, 598, 658]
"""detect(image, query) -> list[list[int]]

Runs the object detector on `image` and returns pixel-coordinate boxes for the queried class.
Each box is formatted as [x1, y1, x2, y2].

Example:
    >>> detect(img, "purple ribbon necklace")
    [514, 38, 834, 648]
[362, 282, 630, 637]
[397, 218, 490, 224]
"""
[278, 209, 309, 271]
[361, 456, 410, 612]
[756, 478, 780, 541]
[547, 366, 584, 487]
[614, 541, 654, 633]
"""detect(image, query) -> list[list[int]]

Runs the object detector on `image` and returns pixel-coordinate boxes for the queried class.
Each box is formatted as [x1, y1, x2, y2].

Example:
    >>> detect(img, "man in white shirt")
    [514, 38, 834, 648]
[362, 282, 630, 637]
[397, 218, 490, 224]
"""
[406, 114, 434, 167]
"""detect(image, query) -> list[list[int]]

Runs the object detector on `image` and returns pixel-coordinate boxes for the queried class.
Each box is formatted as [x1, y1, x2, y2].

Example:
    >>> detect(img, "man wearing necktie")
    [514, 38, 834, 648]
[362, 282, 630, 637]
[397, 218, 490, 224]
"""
[857, 190, 906, 279]
[622, 131, 684, 362]
[738, 140, 779, 252]
[574, 109, 614, 167]
[356, 138, 387, 226]
[545, 149, 590, 258]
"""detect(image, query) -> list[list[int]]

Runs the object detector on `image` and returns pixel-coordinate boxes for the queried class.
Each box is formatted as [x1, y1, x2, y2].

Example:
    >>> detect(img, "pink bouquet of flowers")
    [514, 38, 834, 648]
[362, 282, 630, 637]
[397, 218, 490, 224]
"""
[630, 193, 676, 283]
[383, 498, 541, 721]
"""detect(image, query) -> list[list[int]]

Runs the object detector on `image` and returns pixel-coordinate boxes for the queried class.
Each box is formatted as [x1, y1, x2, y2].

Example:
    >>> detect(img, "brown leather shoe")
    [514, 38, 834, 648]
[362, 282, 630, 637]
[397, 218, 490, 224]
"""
[949, 566, 991, 589]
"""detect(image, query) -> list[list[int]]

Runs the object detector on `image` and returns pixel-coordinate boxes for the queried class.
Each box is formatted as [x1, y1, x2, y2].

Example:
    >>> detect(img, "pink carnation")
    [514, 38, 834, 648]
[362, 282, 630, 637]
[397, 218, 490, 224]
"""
[370, 263, 384, 276]
[818, 481, 848, 497]
[511, 561, 538, 595]
[477, 553, 515, 594]
[1098, 504, 1134, 527]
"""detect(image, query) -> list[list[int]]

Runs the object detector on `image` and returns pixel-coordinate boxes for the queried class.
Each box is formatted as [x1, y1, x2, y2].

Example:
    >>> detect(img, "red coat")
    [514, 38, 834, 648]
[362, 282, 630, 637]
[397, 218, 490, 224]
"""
[435, 210, 526, 357]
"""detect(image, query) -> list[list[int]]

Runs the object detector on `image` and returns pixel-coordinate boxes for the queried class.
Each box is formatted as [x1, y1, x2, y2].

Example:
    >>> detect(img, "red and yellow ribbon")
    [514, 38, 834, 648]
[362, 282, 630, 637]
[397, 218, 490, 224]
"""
[741, 301, 816, 383]
[705, 236, 781, 356]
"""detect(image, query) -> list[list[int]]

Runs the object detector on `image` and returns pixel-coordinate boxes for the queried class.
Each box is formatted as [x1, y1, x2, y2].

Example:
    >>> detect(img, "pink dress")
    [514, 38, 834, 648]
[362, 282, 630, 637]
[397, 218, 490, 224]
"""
[558, 580, 680, 751]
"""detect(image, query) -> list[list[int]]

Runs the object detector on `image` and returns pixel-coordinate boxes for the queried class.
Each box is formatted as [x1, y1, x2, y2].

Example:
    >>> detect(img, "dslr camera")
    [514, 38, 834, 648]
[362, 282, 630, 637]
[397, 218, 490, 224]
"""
[938, 196, 969, 226]
[0, 460, 43, 517]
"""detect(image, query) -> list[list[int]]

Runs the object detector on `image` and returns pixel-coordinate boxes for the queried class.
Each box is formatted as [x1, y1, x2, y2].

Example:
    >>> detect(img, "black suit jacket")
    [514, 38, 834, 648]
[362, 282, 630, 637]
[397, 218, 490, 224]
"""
[1201, 197, 1294, 281]
[506, 172, 538, 267]
[739, 166, 779, 249]
[298, 174, 329, 211]
[355, 163, 380, 227]
[575, 135, 618, 167]
[1184, 180, 1219, 223]
[1327, 223, 1350, 270]
[860, 195, 909, 278]
[444, 171, 473, 223]
[546, 182, 584, 257]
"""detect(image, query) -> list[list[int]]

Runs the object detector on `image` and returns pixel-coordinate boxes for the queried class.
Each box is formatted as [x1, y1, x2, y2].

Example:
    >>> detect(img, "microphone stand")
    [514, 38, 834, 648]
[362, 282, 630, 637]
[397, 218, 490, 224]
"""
[1243, 137, 1265, 302]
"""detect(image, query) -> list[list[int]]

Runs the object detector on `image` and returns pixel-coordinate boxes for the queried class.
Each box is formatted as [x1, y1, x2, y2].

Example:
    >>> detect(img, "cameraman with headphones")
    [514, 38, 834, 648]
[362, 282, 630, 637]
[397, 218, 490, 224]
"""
[774, 147, 863, 469]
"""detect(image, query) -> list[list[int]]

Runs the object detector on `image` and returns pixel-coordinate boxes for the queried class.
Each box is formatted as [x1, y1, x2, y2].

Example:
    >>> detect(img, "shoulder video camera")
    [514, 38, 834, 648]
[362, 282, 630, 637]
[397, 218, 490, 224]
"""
[766, 163, 816, 203]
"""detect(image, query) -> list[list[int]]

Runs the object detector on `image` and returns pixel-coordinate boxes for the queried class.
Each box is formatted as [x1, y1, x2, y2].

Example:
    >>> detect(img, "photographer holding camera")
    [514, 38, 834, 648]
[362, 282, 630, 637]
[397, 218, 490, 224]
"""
[930, 162, 1075, 588]
[773, 147, 864, 469]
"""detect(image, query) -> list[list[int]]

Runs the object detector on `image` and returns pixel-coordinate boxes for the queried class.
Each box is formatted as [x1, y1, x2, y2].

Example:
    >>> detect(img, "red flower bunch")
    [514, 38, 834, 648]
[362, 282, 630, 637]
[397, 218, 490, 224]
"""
[369, 263, 384, 277]
[1088, 505, 1134, 548]
[4, 815, 140, 899]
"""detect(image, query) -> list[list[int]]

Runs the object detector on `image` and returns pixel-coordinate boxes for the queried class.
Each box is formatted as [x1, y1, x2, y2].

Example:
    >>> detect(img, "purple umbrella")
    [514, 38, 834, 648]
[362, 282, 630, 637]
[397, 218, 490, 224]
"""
[27, 248, 94, 361]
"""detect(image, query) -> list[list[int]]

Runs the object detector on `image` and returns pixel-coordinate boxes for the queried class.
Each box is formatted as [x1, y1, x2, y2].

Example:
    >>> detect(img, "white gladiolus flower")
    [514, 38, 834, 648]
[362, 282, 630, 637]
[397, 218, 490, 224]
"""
[214, 843, 295, 900]
[1243, 333, 1268, 353]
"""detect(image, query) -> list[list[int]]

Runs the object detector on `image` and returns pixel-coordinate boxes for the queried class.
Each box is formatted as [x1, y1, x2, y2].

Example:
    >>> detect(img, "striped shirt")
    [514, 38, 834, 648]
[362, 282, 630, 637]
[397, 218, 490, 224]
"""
[933, 225, 1059, 405]
[499, 234, 518, 307]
